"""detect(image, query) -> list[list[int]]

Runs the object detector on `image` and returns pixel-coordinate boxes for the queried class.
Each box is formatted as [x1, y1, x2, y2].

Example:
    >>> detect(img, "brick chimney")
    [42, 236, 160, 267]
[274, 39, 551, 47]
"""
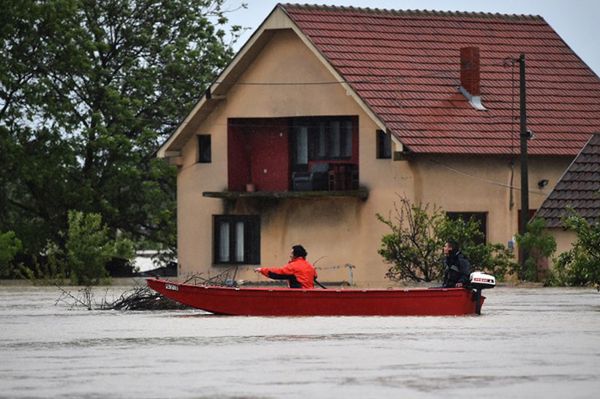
[460, 47, 480, 96]
[459, 46, 485, 110]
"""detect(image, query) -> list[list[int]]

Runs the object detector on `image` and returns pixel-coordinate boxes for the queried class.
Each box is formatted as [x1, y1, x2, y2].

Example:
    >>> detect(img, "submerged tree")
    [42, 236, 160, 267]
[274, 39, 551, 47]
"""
[551, 211, 600, 287]
[0, 0, 245, 269]
[377, 197, 445, 282]
[0, 231, 22, 277]
[66, 210, 134, 285]
[515, 217, 556, 282]
[378, 196, 516, 283]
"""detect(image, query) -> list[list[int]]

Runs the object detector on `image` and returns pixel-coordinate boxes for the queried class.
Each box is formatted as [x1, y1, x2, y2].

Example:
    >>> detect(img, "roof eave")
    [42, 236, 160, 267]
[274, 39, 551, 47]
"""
[158, 4, 403, 158]
[157, 5, 284, 158]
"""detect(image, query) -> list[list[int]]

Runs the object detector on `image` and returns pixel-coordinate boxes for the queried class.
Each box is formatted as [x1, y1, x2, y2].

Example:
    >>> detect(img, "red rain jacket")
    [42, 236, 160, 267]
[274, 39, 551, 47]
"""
[259, 257, 317, 289]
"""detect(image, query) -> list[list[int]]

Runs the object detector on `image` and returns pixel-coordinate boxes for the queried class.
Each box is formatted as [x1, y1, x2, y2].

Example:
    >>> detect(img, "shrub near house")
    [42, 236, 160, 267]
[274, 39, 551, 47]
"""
[551, 213, 600, 287]
[378, 197, 517, 283]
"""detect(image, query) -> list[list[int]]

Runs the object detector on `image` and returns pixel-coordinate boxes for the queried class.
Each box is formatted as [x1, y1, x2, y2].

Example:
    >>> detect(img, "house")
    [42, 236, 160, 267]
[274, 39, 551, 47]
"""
[157, 4, 600, 286]
[536, 133, 600, 259]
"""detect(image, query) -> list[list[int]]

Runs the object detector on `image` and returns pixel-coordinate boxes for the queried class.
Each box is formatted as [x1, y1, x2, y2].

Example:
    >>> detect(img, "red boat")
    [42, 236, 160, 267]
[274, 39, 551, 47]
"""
[147, 273, 495, 316]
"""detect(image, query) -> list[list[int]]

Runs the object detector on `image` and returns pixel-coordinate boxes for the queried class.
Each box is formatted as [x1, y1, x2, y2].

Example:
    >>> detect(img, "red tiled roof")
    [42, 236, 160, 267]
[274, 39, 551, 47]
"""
[281, 4, 600, 155]
[536, 134, 600, 227]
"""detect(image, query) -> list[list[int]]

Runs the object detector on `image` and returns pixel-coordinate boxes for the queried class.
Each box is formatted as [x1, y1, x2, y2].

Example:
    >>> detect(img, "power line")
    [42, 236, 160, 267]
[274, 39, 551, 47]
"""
[207, 59, 525, 87]
[426, 158, 547, 197]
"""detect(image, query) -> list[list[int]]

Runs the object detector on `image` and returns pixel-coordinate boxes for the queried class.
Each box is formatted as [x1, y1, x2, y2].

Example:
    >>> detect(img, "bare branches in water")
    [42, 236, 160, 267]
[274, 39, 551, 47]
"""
[55, 284, 189, 311]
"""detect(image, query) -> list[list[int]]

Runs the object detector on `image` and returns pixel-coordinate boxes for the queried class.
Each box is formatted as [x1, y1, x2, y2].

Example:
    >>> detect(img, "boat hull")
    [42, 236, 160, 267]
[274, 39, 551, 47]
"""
[147, 278, 485, 316]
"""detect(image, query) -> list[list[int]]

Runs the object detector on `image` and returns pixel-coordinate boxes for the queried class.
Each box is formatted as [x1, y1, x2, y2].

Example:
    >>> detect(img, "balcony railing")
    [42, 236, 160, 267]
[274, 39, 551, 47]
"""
[292, 162, 358, 192]
[203, 187, 368, 201]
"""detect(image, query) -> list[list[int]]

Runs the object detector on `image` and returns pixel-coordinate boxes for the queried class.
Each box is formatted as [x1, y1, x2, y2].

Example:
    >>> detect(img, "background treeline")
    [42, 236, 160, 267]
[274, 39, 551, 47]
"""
[0, 0, 244, 283]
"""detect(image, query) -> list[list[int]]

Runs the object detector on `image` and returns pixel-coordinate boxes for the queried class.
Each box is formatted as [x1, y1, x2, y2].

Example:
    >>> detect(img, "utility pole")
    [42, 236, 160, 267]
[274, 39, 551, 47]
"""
[519, 53, 529, 280]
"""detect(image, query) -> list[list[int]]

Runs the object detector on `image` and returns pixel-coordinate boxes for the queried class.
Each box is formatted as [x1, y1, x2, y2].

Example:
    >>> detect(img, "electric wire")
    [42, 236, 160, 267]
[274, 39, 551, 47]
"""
[206, 59, 534, 87]
[426, 158, 548, 196]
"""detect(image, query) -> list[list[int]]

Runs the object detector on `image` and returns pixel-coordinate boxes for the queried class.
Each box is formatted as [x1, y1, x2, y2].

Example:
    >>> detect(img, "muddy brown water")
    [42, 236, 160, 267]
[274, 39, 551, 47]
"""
[0, 285, 599, 398]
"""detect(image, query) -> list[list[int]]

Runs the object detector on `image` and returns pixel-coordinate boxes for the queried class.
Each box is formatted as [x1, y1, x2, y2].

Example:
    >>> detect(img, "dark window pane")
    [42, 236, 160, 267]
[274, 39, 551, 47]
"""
[342, 120, 353, 157]
[317, 123, 327, 158]
[330, 120, 341, 157]
[376, 130, 391, 159]
[198, 135, 211, 163]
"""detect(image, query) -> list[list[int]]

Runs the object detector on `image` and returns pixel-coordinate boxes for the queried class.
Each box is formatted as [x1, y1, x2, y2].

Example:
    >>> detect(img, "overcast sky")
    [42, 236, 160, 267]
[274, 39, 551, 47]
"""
[224, 0, 600, 76]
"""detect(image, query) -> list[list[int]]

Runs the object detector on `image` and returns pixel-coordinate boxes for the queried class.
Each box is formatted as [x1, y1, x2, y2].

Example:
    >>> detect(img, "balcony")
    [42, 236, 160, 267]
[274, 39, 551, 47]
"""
[203, 187, 369, 201]
[226, 116, 361, 197]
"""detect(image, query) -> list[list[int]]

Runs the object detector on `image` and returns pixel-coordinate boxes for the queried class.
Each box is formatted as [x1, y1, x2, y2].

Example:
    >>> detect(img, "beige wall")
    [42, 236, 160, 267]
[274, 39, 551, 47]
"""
[549, 229, 577, 267]
[173, 28, 573, 286]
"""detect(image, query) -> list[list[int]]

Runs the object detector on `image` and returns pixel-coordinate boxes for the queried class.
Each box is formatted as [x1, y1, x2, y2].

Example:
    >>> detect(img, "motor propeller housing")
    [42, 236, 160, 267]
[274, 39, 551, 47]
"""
[470, 271, 496, 290]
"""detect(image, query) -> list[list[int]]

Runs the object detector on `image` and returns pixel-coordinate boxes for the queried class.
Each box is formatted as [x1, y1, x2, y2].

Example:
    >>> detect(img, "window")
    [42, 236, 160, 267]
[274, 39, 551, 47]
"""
[198, 135, 211, 163]
[376, 130, 391, 159]
[213, 215, 260, 264]
[292, 117, 355, 165]
[446, 212, 487, 245]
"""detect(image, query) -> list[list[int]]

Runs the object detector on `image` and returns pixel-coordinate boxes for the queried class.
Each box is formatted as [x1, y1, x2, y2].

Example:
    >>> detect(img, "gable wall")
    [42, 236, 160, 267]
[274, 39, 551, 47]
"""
[174, 28, 572, 286]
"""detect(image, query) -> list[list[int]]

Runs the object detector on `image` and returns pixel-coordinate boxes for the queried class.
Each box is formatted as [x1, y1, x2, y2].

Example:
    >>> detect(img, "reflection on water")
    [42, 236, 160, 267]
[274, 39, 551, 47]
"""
[0, 286, 599, 398]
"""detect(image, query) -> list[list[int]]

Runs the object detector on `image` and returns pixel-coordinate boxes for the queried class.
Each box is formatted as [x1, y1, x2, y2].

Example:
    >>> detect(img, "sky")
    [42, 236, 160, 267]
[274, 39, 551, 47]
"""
[224, 0, 600, 77]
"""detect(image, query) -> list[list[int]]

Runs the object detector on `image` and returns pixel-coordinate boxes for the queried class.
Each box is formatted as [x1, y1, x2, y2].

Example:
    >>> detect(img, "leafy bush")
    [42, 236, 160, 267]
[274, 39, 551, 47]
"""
[378, 197, 516, 283]
[0, 231, 22, 277]
[437, 217, 517, 279]
[24, 242, 68, 283]
[66, 211, 134, 285]
[515, 218, 556, 281]
[377, 197, 444, 282]
[550, 213, 600, 287]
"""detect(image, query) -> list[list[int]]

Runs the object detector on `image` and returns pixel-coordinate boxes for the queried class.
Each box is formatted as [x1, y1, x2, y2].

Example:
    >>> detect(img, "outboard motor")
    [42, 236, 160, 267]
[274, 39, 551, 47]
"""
[469, 271, 496, 315]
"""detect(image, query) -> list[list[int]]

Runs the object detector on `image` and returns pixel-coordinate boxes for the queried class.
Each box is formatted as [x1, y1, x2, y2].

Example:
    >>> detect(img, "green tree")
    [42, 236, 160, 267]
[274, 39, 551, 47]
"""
[0, 231, 22, 277]
[0, 0, 244, 268]
[377, 197, 445, 282]
[378, 196, 516, 283]
[66, 210, 134, 285]
[515, 217, 556, 281]
[551, 212, 600, 287]
[438, 216, 517, 279]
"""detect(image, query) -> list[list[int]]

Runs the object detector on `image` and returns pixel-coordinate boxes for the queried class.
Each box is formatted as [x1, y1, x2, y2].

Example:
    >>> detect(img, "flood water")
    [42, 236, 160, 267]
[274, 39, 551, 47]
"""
[0, 285, 599, 399]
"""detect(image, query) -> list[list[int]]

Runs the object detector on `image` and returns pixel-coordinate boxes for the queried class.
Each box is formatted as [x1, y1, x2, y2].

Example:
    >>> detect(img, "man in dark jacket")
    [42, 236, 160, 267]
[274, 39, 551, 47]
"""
[442, 240, 471, 288]
[254, 245, 317, 289]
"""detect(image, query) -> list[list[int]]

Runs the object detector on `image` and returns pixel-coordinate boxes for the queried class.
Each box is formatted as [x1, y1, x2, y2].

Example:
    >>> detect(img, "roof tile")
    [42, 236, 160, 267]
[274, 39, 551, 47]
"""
[282, 4, 600, 155]
[536, 134, 600, 227]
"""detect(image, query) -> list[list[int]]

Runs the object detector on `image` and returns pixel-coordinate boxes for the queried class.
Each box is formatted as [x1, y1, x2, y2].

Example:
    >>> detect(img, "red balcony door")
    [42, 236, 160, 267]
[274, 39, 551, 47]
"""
[249, 119, 289, 191]
[228, 118, 289, 192]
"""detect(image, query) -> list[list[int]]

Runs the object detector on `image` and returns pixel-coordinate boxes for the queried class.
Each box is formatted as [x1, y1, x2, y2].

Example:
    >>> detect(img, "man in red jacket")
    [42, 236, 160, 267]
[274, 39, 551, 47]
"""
[254, 245, 317, 289]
